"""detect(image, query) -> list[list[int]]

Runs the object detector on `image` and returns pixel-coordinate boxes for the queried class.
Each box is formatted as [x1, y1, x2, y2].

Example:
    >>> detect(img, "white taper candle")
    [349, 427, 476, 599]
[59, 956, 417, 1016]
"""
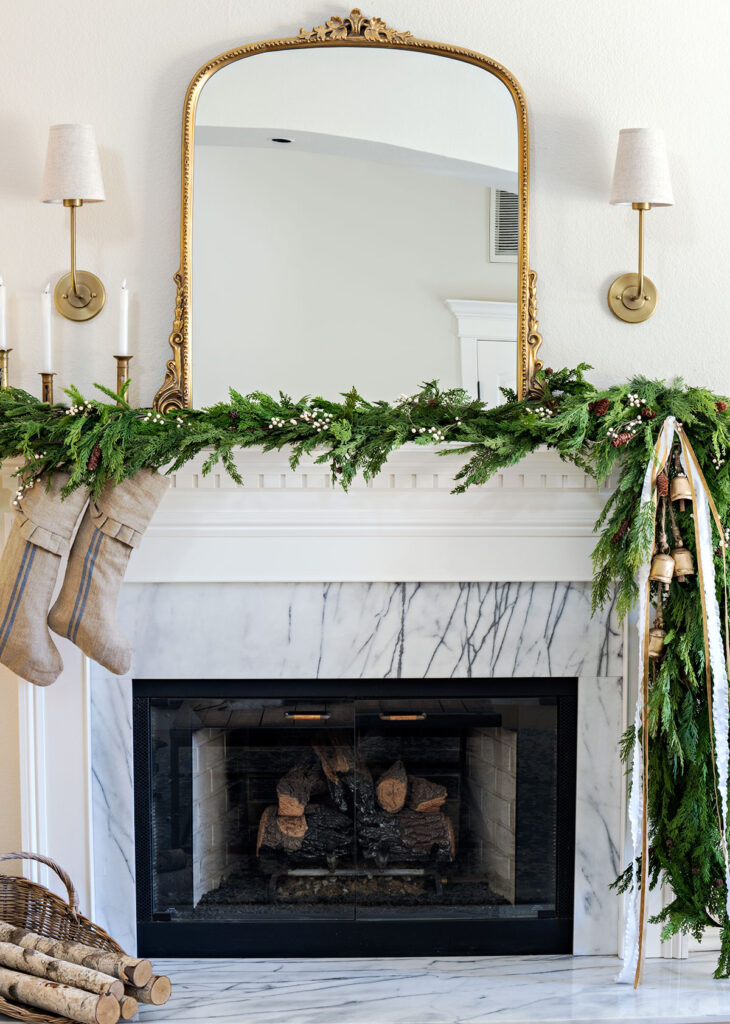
[119, 279, 129, 356]
[42, 283, 52, 372]
[0, 278, 6, 351]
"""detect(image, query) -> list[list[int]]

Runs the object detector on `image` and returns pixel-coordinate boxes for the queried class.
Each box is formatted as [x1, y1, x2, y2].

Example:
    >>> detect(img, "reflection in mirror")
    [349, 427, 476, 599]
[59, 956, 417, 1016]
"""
[192, 46, 518, 406]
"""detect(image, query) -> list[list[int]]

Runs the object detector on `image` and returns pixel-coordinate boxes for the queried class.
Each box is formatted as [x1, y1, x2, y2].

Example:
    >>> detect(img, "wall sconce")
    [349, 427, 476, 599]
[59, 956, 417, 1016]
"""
[608, 128, 673, 323]
[42, 124, 106, 322]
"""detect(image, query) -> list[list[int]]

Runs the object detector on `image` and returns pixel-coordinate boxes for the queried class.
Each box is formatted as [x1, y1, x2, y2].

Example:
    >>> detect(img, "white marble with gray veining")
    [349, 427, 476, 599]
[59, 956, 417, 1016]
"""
[112, 580, 621, 680]
[90, 581, 623, 958]
[127, 953, 730, 1024]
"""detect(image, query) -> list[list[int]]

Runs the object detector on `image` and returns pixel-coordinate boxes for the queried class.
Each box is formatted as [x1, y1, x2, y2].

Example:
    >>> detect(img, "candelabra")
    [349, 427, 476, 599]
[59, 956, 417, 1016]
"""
[40, 372, 55, 404]
[114, 355, 132, 404]
[0, 349, 10, 389]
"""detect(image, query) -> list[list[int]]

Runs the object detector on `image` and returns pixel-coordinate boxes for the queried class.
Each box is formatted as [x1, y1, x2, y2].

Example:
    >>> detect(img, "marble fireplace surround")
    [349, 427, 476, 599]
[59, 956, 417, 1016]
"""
[86, 446, 628, 957]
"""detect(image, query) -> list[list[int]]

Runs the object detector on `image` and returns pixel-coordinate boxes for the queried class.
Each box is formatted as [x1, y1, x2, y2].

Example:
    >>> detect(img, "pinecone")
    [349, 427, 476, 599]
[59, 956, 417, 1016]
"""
[692, 865, 701, 875]
[610, 432, 633, 448]
[717, 401, 728, 413]
[656, 472, 669, 497]
[229, 410, 239, 421]
[611, 519, 630, 544]
[641, 407, 658, 420]
[86, 444, 102, 472]
[714, 878, 724, 889]
[589, 398, 610, 418]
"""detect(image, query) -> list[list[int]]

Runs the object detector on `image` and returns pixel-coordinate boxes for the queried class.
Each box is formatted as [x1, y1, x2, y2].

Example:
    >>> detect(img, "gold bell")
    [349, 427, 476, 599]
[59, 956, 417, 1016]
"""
[671, 545, 695, 582]
[670, 473, 692, 512]
[648, 626, 667, 659]
[649, 551, 675, 585]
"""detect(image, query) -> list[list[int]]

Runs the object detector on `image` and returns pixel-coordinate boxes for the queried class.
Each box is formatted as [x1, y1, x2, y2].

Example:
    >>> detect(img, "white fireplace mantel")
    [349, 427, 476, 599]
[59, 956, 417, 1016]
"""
[132, 446, 614, 584]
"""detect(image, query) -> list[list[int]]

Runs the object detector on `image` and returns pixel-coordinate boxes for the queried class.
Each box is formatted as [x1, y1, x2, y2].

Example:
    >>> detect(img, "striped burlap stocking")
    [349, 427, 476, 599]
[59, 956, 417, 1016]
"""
[0, 472, 89, 686]
[48, 469, 168, 675]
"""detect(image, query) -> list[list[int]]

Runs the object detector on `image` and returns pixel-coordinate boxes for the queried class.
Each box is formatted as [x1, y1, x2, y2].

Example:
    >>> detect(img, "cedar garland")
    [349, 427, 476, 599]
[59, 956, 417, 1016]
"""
[1, 365, 730, 973]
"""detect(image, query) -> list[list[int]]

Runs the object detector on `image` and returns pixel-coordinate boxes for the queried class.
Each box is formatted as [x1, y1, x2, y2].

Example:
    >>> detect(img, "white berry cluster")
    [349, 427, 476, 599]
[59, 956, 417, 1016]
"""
[530, 405, 553, 419]
[11, 457, 45, 508]
[268, 416, 287, 429]
[392, 393, 412, 405]
[627, 392, 647, 408]
[174, 416, 184, 430]
[410, 425, 446, 441]
[607, 415, 642, 440]
[11, 480, 33, 508]
[142, 411, 165, 424]
[65, 401, 94, 416]
[298, 406, 334, 433]
[711, 451, 727, 470]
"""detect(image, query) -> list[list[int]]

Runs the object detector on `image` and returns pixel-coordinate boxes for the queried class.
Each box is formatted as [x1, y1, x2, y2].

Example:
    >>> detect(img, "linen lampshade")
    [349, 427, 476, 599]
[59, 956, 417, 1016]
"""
[609, 128, 673, 207]
[41, 124, 105, 203]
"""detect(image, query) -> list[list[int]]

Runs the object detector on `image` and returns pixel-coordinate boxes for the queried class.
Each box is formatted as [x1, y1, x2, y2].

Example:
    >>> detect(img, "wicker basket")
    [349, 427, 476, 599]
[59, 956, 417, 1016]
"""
[0, 852, 125, 1024]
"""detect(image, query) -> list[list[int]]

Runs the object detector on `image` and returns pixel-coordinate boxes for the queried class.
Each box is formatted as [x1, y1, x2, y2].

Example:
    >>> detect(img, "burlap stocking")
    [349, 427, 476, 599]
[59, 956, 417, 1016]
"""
[0, 472, 89, 686]
[48, 469, 168, 674]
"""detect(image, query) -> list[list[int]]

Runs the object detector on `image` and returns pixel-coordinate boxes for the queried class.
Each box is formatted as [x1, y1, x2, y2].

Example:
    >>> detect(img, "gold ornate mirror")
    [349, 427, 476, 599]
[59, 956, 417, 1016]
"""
[154, 9, 542, 411]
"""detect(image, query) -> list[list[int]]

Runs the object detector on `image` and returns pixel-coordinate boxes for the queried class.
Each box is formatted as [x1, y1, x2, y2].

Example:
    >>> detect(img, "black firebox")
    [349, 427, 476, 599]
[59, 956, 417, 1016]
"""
[133, 679, 576, 958]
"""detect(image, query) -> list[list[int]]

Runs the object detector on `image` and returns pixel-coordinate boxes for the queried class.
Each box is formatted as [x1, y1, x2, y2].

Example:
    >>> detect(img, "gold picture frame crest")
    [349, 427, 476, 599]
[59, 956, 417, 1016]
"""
[154, 10, 542, 411]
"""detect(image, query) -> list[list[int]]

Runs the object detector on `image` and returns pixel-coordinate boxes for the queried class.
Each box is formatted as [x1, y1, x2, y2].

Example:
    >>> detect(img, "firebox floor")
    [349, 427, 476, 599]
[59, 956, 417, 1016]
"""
[128, 952, 730, 1023]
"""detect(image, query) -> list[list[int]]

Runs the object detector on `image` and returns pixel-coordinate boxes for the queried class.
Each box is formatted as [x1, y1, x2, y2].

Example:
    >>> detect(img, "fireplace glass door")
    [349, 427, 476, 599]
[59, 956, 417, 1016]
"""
[134, 681, 576, 956]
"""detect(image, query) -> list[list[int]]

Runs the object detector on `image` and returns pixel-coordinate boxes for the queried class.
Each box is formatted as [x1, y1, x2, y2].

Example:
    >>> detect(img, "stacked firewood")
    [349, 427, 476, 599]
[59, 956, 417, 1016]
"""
[0, 920, 171, 1023]
[257, 743, 455, 866]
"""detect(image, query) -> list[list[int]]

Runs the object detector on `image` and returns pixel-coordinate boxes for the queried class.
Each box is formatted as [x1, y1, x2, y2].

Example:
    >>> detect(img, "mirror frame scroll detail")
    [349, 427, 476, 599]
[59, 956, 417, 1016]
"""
[153, 9, 543, 411]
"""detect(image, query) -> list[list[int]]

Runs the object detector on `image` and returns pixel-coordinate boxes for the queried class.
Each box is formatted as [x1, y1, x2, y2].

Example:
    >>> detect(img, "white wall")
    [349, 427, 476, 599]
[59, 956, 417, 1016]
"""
[1, 0, 729, 884]
[1, 0, 727, 399]
[193, 145, 516, 403]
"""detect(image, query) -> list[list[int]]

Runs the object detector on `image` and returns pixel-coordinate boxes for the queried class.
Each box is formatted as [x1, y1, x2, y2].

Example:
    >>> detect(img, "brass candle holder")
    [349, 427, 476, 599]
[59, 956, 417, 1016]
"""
[0, 349, 11, 389]
[114, 355, 132, 403]
[40, 372, 56, 404]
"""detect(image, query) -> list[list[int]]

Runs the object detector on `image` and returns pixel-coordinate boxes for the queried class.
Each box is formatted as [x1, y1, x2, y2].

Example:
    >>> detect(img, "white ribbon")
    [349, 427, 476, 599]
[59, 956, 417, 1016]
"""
[682, 430, 730, 921]
[617, 417, 730, 983]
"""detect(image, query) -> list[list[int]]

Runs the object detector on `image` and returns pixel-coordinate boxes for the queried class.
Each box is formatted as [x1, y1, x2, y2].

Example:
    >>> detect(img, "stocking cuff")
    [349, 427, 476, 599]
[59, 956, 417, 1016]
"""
[89, 506, 143, 548]
[16, 514, 70, 556]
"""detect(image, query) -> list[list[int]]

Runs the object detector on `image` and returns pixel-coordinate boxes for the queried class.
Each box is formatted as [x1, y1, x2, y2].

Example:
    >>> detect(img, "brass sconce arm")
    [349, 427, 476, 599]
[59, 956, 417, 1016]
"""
[65, 198, 82, 300]
[608, 201, 654, 320]
[54, 199, 106, 322]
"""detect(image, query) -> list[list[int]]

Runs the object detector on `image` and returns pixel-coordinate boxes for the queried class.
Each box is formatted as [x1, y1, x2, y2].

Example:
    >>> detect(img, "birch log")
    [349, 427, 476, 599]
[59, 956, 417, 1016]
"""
[119, 994, 139, 1019]
[0, 921, 152, 987]
[124, 974, 171, 1006]
[0, 941, 123, 999]
[0, 965, 120, 1024]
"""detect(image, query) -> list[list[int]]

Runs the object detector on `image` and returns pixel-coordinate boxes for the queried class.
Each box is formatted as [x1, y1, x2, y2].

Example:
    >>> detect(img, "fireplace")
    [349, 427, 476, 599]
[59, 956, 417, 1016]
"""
[133, 679, 577, 957]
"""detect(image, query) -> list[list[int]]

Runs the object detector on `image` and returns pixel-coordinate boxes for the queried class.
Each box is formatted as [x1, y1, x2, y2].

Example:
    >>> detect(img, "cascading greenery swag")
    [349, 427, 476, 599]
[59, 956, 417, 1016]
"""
[1, 363, 730, 972]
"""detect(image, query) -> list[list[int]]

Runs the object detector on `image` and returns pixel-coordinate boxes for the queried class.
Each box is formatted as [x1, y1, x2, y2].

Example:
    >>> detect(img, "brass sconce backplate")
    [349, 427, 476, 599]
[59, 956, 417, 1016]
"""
[54, 270, 106, 322]
[608, 272, 657, 323]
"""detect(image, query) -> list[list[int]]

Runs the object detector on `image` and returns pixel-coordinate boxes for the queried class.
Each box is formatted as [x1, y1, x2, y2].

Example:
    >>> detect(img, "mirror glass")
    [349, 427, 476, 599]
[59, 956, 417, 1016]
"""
[192, 46, 519, 406]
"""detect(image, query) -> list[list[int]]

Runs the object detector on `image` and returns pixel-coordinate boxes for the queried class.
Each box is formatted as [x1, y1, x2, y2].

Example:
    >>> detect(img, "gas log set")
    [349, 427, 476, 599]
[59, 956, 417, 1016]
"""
[256, 742, 456, 870]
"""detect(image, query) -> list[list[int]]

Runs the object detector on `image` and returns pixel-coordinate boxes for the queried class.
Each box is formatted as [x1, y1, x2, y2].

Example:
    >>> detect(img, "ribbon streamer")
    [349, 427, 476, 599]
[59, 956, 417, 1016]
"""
[617, 417, 729, 986]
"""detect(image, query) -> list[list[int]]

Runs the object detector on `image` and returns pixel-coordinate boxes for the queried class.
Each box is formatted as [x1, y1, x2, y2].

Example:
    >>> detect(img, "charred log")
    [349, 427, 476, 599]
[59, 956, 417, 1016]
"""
[408, 776, 447, 813]
[257, 803, 352, 863]
[277, 764, 323, 817]
[359, 809, 455, 864]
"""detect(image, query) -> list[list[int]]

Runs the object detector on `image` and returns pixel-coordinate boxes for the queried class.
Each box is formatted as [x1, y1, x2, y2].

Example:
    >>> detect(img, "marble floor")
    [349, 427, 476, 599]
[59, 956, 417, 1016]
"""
[129, 954, 730, 1024]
